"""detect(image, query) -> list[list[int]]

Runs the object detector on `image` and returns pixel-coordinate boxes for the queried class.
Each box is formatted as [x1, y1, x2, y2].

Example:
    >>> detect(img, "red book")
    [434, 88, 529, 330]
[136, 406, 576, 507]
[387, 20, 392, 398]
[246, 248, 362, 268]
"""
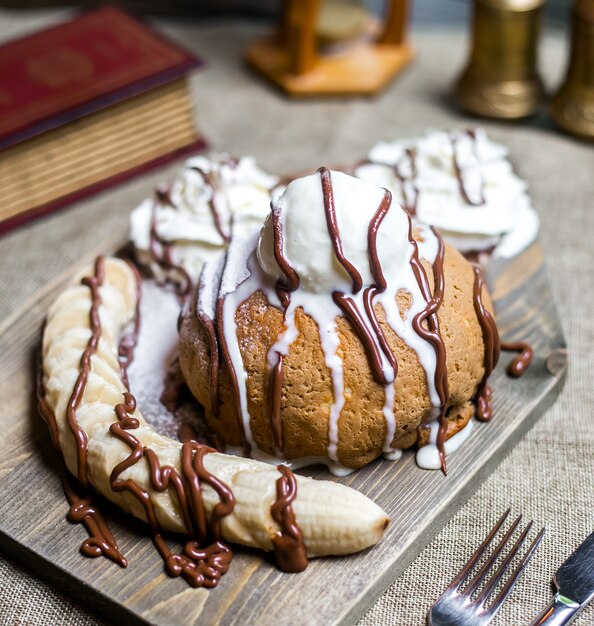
[0, 7, 206, 234]
[0, 6, 202, 150]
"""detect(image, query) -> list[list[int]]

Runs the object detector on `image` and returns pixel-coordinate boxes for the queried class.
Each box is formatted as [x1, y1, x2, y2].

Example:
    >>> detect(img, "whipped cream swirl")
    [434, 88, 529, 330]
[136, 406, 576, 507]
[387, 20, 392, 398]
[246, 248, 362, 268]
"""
[355, 129, 539, 259]
[130, 154, 278, 288]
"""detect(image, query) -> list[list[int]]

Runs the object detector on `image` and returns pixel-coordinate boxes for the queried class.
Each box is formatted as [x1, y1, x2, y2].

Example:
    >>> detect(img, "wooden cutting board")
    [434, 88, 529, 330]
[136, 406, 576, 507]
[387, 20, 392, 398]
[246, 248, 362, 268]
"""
[0, 237, 567, 626]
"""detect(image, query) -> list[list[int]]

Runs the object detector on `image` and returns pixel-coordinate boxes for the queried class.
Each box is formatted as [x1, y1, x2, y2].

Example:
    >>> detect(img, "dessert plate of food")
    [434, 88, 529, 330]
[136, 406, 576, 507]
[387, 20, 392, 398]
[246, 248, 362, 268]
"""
[0, 129, 566, 626]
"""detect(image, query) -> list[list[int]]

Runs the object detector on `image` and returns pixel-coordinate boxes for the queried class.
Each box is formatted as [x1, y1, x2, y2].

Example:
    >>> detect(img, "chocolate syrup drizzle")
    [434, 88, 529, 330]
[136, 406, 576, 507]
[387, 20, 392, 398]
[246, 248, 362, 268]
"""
[267, 168, 454, 471]
[501, 341, 533, 378]
[320, 168, 364, 293]
[68, 258, 105, 489]
[38, 258, 127, 566]
[406, 224, 450, 472]
[191, 166, 232, 243]
[40, 328, 126, 568]
[109, 390, 234, 588]
[149, 194, 193, 300]
[452, 130, 487, 207]
[319, 167, 398, 387]
[471, 264, 501, 421]
[268, 204, 302, 451]
[270, 466, 308, 573]
[392, 148, 419, 216]
[62, 473, 127, 567]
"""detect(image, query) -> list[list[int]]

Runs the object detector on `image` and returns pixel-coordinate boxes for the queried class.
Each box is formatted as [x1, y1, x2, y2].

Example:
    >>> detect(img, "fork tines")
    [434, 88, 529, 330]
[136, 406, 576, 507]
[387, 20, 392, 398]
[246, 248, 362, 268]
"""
[429, 509, 545, 626]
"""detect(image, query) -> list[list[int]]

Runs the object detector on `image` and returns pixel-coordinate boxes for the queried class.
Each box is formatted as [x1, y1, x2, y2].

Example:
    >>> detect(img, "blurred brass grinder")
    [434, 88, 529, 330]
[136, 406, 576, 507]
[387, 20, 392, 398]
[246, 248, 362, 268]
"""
[550, 0, 594, 141]
[455, 0, 546, 119]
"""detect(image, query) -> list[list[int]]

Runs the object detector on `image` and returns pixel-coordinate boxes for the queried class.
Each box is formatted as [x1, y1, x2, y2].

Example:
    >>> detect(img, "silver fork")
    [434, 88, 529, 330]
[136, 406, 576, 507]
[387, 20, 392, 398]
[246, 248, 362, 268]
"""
[428, 509, 545, 626]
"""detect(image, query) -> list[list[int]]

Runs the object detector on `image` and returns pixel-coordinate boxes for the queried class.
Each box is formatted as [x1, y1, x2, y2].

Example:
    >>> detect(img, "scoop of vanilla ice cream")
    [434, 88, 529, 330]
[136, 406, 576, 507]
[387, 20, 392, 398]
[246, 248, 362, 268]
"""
[130, 154, 278, 285]
[356, 129, 539, 258]
[257, 170, 411, 294]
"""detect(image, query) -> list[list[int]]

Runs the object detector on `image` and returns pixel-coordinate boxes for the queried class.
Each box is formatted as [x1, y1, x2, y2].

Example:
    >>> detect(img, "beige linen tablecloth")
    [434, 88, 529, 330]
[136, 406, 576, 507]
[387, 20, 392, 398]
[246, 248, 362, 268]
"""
[0, 11, 593, 626]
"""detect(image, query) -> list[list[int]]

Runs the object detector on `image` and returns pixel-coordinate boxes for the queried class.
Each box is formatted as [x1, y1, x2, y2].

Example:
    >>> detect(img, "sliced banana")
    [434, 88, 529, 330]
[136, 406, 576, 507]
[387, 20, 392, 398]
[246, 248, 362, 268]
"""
[41, 257, 389, 558]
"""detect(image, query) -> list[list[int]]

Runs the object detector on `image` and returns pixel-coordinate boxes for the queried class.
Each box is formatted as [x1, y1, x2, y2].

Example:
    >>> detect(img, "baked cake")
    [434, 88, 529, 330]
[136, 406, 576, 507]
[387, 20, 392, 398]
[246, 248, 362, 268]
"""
[179, 168, 500, 475]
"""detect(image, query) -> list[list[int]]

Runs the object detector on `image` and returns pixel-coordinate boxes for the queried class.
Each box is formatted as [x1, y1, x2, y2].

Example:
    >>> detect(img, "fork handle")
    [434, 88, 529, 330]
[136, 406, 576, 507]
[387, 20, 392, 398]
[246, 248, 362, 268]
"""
[529, 592, 581, 626]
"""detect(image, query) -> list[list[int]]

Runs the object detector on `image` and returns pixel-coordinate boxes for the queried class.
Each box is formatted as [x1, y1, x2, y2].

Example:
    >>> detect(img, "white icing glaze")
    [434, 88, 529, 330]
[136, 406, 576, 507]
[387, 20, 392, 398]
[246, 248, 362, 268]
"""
[224, 447, 355, 476]
[356, 128, 539, 258]
[382, 380, 396, 455]
[197, 253, 226, 320]
[383, 448, 403, 462]
[416, 418, 474, 470]
[275, 291, 347, 462]
[218, 231, 265, 455]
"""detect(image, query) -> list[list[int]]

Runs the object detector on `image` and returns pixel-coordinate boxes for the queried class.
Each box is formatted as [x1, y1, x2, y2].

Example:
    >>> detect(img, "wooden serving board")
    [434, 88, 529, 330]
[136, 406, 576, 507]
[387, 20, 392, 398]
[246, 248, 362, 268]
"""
[0, 237, 567, 626]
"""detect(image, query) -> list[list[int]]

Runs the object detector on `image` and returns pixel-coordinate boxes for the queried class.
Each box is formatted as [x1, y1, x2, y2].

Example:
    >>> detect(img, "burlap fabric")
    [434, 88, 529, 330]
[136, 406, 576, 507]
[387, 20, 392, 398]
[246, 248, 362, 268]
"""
[1, 11, 592, 626]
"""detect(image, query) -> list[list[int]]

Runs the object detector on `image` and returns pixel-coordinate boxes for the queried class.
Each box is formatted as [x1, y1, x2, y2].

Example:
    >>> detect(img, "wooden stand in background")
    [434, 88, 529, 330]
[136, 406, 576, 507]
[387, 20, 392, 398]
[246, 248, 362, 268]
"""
[245, 0, 414, 97]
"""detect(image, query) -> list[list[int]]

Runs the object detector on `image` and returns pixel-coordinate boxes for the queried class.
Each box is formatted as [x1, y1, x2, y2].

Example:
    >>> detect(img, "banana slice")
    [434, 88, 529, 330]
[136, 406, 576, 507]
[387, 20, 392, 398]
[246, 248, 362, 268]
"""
[41, 256, 389, 568]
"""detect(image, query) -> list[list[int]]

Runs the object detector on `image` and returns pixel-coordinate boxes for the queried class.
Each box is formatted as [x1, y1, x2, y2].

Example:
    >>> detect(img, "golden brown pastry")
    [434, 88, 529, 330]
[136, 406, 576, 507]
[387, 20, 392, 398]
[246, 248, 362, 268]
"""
[179, 168, 499, 474]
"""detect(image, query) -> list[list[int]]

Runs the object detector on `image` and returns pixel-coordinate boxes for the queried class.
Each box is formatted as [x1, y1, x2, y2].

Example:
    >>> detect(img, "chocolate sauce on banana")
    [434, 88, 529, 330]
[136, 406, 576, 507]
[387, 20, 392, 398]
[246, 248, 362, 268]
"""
[40, 257, 295, 588]
[38, 258, 127, 566]
[270, 466, 308, 573]
[67, 256, 105, 489]
[109, 391, 234, 588]
[472, 265, 501, 421]
[501, 341, 533, 378]
[62, 473, 127, 567]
